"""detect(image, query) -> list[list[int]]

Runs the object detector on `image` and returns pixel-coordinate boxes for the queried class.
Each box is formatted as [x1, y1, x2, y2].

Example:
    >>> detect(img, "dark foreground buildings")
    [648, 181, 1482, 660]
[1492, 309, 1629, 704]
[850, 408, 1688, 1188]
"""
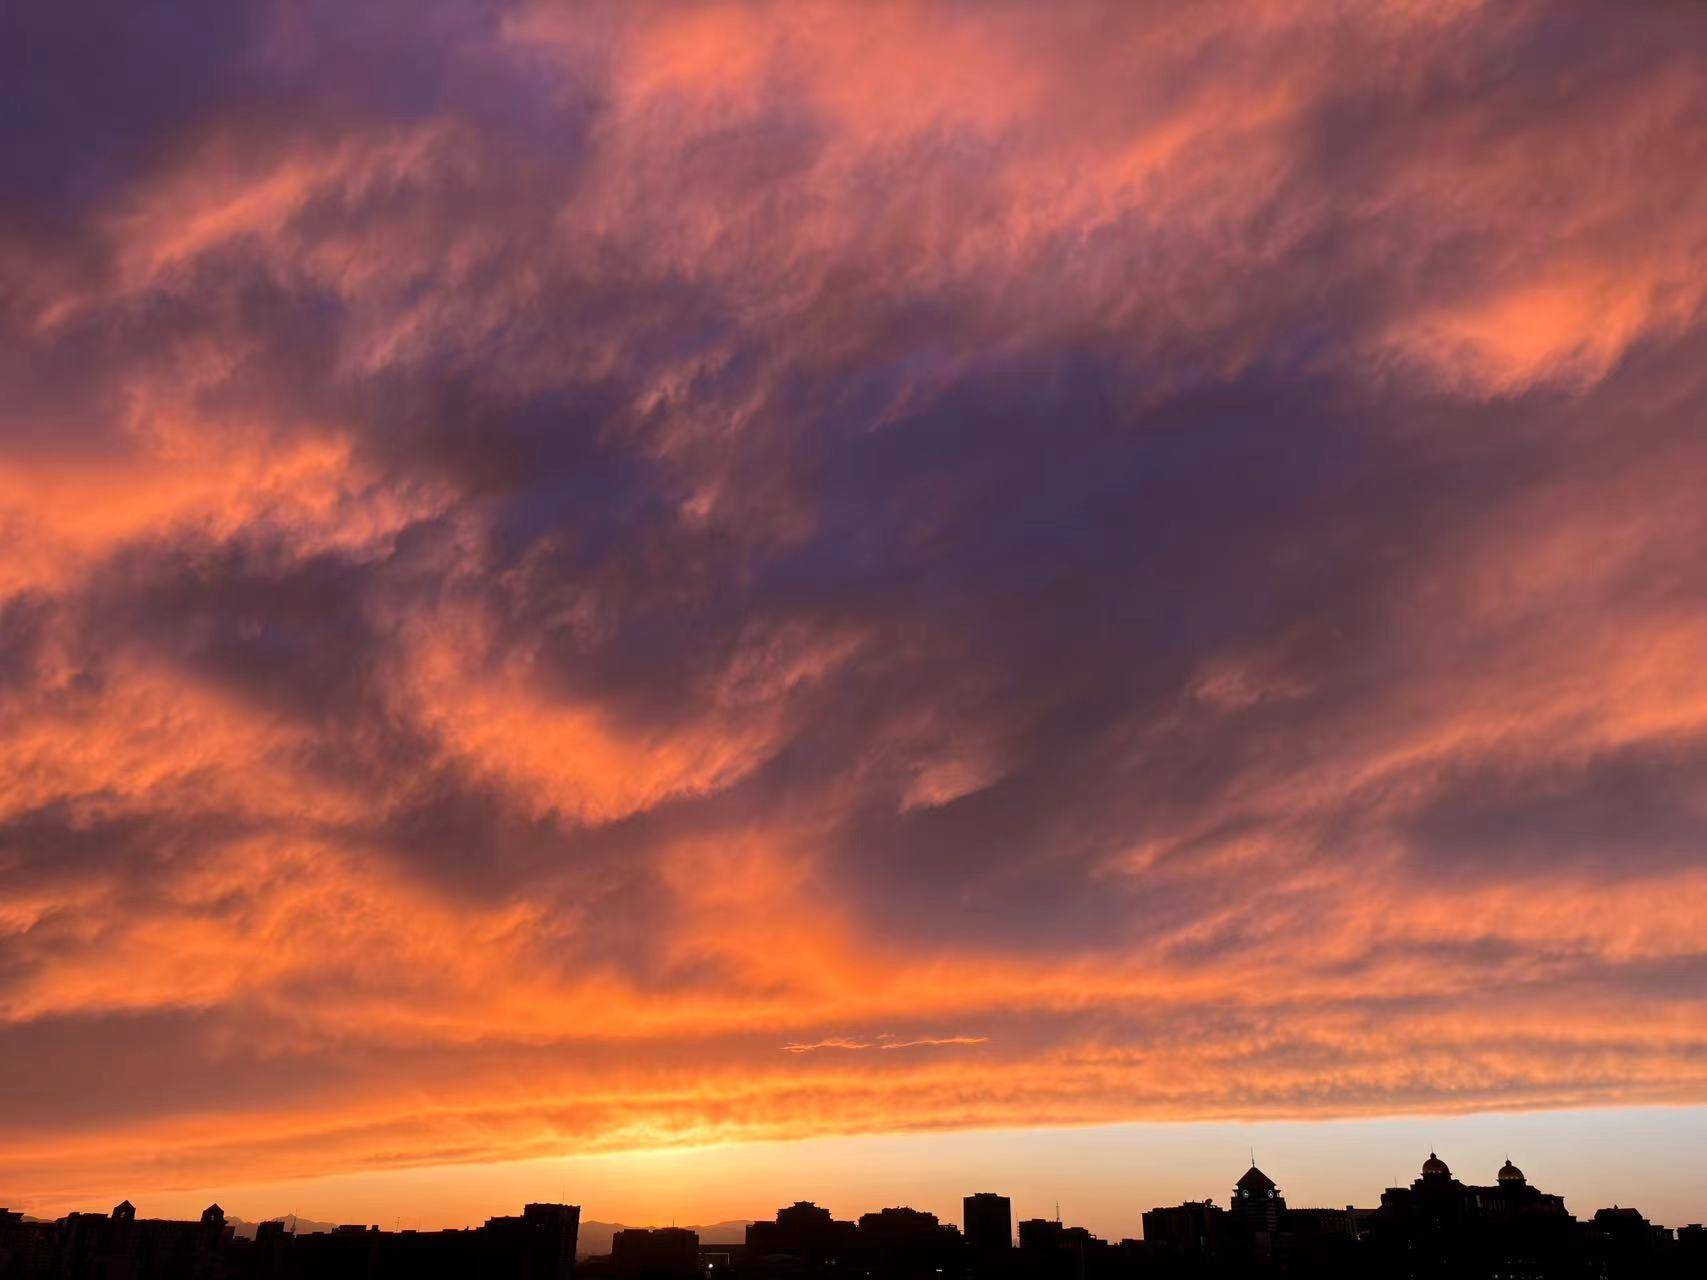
[1140, 1154, 1704, 1279]
[964, 1194, 1014, 1261]
[0, 1200, 578, 1280]
[721, 1164, 1703, 1280]
[3, 1156, 1703, 1279]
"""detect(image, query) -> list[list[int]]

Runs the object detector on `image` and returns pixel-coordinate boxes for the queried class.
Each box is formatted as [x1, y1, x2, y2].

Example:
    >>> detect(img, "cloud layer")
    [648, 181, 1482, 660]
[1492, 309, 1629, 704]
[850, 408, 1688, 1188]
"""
[4, 0, 1707, 1209]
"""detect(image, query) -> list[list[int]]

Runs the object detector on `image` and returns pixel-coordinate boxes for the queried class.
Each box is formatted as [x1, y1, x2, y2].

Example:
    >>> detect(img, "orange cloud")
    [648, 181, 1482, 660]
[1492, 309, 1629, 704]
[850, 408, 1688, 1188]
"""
[3, 0, 1707, 1220]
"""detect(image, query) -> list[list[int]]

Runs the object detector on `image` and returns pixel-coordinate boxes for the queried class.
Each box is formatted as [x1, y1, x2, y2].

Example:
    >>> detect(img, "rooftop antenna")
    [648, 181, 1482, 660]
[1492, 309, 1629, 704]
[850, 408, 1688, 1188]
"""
[1055, 1201, 1061, 1223]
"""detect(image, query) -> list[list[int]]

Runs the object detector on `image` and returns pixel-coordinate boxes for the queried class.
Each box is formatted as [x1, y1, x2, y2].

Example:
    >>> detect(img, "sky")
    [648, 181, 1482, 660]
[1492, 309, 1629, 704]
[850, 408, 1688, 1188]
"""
[3, 0, 1707, 1237]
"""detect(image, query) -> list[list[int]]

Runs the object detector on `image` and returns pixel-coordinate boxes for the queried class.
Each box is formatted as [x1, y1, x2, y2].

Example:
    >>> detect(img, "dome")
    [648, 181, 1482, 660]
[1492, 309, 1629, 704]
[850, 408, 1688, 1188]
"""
[1421, 1152, 1451, 1178]
[1498, 1160, 1526, 1185]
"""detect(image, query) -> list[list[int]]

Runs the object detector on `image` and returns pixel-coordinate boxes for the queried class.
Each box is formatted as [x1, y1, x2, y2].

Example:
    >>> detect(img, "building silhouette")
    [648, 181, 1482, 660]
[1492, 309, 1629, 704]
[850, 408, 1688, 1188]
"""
[743, 1201, 858, 1275]
[858, 1207, 962, 1278]
[2, 1158, 1702, 1279]
[0, 1200, 577, 1280]
[1141, 1200, 1225, 1267]
[1366, 1151, 1577, 1277]
[1230, 1168, 1282, 1239]
[609, 1226, 700, 1279]
[965, 1193, 1014, 1256]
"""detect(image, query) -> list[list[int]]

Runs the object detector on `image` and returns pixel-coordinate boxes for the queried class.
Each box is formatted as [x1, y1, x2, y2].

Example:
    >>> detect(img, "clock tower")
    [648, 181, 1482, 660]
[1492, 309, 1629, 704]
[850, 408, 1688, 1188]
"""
[1232, 1164, 1286, 1235]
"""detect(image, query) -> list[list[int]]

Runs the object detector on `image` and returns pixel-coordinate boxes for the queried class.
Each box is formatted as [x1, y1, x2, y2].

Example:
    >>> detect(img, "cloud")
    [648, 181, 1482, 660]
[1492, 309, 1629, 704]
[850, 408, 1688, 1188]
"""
[783, 1034, 991, 1055]
[2, 0, 1707, 1212]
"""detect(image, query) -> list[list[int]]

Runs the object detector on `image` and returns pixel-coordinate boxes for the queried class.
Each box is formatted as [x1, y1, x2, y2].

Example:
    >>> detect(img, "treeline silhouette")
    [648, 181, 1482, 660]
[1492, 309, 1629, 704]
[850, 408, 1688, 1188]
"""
[3, 1152, 1703, 1278]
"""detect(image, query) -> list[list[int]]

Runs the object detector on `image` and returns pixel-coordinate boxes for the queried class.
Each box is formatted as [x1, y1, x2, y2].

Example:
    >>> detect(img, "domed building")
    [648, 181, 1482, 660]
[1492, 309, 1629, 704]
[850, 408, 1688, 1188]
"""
[1480, 1159, 1567, 1223]
[1378, 1152, 1570, 1230]
[1371, 1154, 1579, 1275]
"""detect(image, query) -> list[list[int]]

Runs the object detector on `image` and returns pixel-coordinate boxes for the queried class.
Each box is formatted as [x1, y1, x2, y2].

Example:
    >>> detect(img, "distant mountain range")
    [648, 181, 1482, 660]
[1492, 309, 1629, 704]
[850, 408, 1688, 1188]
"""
[227, 1217, 341, 1240]
[226, 1216, 752, 1257]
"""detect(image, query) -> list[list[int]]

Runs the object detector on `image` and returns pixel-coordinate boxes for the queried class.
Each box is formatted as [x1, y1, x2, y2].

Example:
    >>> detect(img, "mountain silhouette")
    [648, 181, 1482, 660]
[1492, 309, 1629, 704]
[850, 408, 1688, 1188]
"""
[227, 1216, 342, 1239]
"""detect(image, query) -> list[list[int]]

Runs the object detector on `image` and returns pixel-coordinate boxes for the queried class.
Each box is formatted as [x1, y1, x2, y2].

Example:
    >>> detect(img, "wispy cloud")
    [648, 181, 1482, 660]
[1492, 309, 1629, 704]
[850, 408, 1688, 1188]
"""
[2, 0, 1706, 1212]
[783, 1035, 992, 1055]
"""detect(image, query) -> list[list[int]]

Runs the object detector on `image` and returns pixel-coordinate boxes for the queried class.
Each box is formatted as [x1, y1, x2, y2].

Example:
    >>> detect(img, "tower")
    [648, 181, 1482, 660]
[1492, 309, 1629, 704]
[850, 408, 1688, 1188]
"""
[1232, 1165, 1286, 1236]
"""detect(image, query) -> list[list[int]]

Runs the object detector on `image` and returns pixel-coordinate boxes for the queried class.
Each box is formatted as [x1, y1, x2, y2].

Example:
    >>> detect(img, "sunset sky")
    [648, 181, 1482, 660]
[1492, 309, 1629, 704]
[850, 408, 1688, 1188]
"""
[4, 0, 1707, 1240]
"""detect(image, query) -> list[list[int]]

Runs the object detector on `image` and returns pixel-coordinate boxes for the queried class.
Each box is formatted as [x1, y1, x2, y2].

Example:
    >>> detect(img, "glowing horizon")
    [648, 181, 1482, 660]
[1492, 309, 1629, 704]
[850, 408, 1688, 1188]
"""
[4, 0, 1707, 1234]
[17, 1109, 1707, 1240]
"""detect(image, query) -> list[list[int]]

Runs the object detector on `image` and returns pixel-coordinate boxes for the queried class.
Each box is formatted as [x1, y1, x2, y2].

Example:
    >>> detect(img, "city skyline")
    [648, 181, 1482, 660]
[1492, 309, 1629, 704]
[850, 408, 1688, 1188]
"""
[5, 0, 1707, 1244]
[6, 1145, 1703, 1278]
[12, 1112, 1706, 1241]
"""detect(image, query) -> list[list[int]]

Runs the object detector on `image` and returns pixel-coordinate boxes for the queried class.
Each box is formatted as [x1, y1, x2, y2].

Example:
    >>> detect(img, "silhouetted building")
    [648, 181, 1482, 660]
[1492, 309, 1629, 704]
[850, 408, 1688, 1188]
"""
[0, 1208, 59, 1280]
[1225, 1164, 1286, 1266]
[1230, 1166, 1284, 1239]
[855, 1207, 961, 1278]
[1585, 1205, 1672, 1279]
[1370, 1153, 1577, 1278]
[745, 1202, 857, 1275]
[1017, 1217, 1119, 1279]
[0, 1199, 580, 1280]
[1267, 1205, 1368, 1279]
[612, 1226, 699, 1279]
[8, 1166, 1702, 1280]
[43, 1199, 231, 1280]
[965, 1192, 1014, 1255]
[1142, 1199, 1226, 1263]
[1675, 1223, 1707, 1276]
[286, 1222, 388, 1280]
[481, 1202, 582, 1280]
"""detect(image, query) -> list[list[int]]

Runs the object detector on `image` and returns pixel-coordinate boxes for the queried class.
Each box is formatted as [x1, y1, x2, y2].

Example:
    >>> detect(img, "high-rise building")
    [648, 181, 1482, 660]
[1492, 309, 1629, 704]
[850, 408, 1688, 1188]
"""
[611, 1226, 699, 1279]
[857, 1208, 961, 1278]
[964, 1193, 1013, 1253]
[1141, 1200, 1225, 1259]
[483, 1202, 581, 1280]
[745, 1201, 858, 1269]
